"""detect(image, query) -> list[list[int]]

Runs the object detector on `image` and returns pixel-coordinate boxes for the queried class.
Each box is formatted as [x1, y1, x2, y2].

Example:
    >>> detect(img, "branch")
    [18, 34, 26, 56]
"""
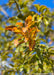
[14, 0, 21, 13]
[0, 7, 9, 18]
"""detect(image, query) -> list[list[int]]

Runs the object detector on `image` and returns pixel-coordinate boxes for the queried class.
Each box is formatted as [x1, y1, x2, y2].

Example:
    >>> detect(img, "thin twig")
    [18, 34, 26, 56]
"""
[0, 7, 9, 18]
[14, 0, 21, 13]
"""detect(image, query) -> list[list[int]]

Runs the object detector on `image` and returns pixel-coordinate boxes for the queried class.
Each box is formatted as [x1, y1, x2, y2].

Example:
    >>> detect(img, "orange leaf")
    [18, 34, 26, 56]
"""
[22, 27, 29, 33]
[16, 22, 23, 26]
[29, 40, 35, 51]
[36, 27, 40, 32]
[25, 15, 32, 25]
[5, 26, 16, 31]
[5, 15, 40, 51]
[24, 37, 28, 43]
[12, 27, 22, 33]
[5, 26, 22, 34]
[14, 39, 19, 46]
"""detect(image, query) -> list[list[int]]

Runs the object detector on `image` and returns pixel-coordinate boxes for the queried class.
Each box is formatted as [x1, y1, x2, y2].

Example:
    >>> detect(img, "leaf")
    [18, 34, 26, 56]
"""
[16, 22, 23, 26]
[34, 4, 49, 14]
[5, 16, 40, 51]
[39, 5, 47, 13]
[34, 4, 40, 11]
[0, 26, 4, 31]
[38, 64, 43, 70]
[5, 26, 16, 31]
[29, 40, 35, 51]
[5, 26, 22, 33]
[25, 15, 32, 24]
[7, 0, 15, 7]
[21, 7, 29, 13]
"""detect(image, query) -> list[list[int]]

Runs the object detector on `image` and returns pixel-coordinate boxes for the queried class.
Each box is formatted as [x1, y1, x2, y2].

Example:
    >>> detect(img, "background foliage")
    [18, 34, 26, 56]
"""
[0, 0, 54, 75]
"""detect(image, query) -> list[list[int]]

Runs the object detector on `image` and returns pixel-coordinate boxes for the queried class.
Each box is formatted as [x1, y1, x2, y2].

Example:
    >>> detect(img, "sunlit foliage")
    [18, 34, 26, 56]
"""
[0, 0, 54, 74]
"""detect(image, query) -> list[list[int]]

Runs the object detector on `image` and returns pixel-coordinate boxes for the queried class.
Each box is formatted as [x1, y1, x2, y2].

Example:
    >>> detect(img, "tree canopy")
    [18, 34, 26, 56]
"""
[0, 0, 54, 75]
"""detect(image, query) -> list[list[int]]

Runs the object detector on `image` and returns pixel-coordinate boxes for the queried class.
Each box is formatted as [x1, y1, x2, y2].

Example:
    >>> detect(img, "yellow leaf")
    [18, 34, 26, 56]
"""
[36, 27, 40, 32]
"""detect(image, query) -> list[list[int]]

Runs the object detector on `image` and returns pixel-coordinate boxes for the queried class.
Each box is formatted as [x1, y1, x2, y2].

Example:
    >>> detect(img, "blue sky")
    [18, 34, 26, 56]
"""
[0, 0, 54, 9]
[33, 0, 54, 9]
[0, 0, 54, 17]
[0, 0, 54, 72]
[0, 0, 54, 30]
